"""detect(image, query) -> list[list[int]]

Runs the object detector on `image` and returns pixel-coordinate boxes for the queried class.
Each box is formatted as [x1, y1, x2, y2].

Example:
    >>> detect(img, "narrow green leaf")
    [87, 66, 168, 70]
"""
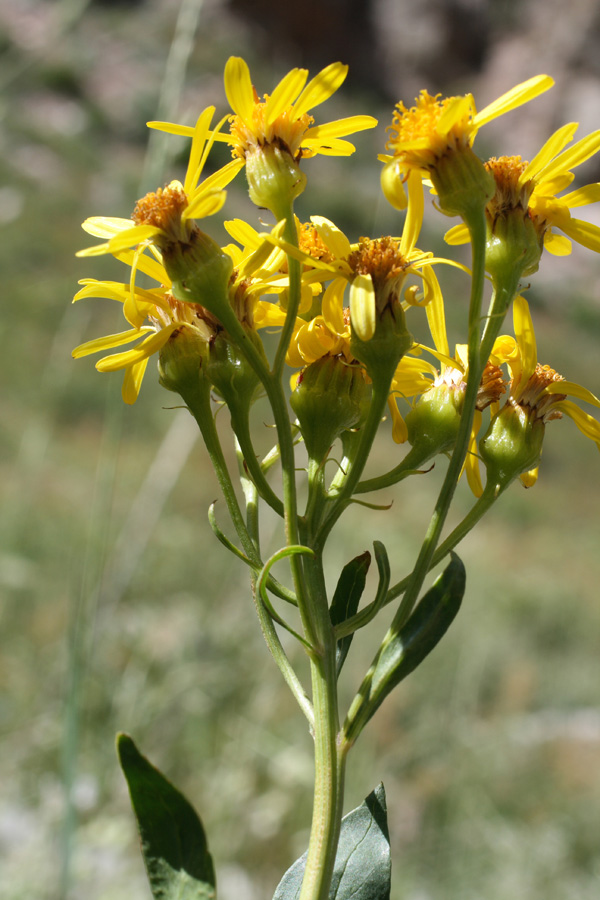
[273, 784, 390, 900]
[117, 733, 216, 900]
[368, 553, 465, 721]
[330, 551, 371, 675]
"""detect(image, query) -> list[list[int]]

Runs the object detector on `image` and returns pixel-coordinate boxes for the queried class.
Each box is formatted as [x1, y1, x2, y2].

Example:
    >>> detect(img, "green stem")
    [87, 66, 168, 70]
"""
[182, 380, 262, 567]
[298, 553, 345, 900]
[230, 409, 284, 517]
[383, 205, 488, 634]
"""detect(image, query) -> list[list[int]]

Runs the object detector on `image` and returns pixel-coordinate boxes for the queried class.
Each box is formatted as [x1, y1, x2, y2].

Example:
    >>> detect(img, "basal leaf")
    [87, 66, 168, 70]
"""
[273, 784, 390, 900]
[117, 733, 216, 900]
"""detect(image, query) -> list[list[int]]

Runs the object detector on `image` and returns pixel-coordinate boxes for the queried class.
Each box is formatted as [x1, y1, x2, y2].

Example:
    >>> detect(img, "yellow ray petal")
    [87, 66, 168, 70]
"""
[560, 183, 600, 207]
[301, 137, 357, 156]
[183, 188, 227, 220]
[543, 231, 572, 255]
[545, 380, 600, 407]
[183, 106, 215, 195]
[96, 325, 177, 372]
[559, 217, 600, 253]
[400, 170, 424, 257]
[540, 129, 600, 182]
[108, 225, 163, 253]
[521, 122, 578, 183]
[444, 223, 470, 245]
[302, 115, 378, 142]
[224, 57, 256, 126]
[82, 216, 133, 238]
[349, 273, 376, 341]
[265, 67, 308, 125]
[122, 357, 149, 405]
[147, 120, 195, 137]
[473, 75, 553, 128]
[311, 216, 353, 260]
[200, 158, 244, 193]
[72, 327, 153, 358]
[554, 399, 600, 444]
[513, 294, 537, 387]
[292, 62, 348, 119]
[322, 278, 347, 335]
[519, 467, 539, 488]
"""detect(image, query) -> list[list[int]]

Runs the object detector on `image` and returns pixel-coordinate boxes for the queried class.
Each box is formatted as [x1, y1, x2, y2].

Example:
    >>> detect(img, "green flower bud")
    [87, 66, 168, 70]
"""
[430, 145, 495, 219]
[405, 379, 464, 459]
[290, 356, 368, 462]
[205, 326, 267, 415]
[350, 303, 413, 390]
[479, 400, 545, 489]
[164, 230, 235, 324]
[245, 144, 307, 221]
[158, 326, 210, 398]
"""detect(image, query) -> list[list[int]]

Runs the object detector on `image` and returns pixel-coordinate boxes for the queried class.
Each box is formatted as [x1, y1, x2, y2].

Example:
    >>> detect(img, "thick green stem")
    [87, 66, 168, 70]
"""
[298, 554, 345, 900]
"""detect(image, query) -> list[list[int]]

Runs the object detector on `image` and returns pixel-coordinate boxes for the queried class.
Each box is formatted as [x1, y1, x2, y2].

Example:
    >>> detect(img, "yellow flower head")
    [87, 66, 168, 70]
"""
[446, 123, 600, 261]
[385, 75, 553, 175]
[489, 294, 600, 486]
[381, 75, 553, 214]
[77, 106, 243, 260]
[72, 220, 288, 404]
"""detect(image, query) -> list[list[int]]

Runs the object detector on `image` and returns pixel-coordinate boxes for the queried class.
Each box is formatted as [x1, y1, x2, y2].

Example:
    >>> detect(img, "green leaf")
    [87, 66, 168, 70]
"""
[273, 784, 390, 900]
[368, 552, 465, 723]
[117, 733, 216, 900]
[330, 550, 371, 675]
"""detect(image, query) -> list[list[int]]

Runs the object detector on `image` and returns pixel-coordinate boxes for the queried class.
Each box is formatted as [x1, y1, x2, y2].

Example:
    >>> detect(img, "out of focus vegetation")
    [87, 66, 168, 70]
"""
[2, 1, 600, 898]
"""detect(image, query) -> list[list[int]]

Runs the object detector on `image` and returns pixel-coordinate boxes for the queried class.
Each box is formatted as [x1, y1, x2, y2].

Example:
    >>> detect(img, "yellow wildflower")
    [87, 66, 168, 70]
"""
[446, 123, 600, 261]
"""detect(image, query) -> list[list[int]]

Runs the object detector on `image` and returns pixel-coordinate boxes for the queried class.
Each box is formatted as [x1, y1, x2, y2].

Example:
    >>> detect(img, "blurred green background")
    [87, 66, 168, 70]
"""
[2, 0, 600, 898]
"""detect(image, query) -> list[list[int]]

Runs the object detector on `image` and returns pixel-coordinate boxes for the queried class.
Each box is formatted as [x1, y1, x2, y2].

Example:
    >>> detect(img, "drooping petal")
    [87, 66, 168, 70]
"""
[122, 357, 149, 405]
[519, 467, 539, 488]
[512, 295, 538, 389]
[543, 231, 572, 255]
[443, 223, 470, 245]
[292, 62, 348, 118]
[554, 399, 600, 446]
[545, 379, 600, 407]
[473, 75, 553, 129]
[321, 278, 347, 336]
[400, 170, 424, 257]
[559, 217, 600, 253]
[349, 273, 376, 341]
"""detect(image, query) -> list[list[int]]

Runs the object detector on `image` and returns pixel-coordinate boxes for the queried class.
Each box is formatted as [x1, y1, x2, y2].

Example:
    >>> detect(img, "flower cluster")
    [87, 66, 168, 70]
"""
[74, 57, 600, 500]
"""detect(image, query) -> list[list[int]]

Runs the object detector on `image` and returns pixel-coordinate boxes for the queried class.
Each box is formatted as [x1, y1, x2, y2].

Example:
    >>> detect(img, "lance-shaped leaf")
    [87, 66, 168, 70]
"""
[345, 554, 465, 743]
[117, 733, 216, 900]
[273, 784, 391, 900]
[330, 550, 371, 676]
[367, 553, 465, 725]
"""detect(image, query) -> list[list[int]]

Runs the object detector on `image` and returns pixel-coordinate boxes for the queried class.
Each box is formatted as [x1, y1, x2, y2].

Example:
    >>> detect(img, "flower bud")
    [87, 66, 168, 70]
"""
[479, 399, 545, 489]
[290, 356, 368, 462]
[158, 326, 210, 398]
[205, 326, 267, 415]
[350, 302, 413, 389]
[405, 379, 463, 459]
[164, 230, 235, 324]
[245, 144, 307, 220]
[430, 145, 495, 219]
